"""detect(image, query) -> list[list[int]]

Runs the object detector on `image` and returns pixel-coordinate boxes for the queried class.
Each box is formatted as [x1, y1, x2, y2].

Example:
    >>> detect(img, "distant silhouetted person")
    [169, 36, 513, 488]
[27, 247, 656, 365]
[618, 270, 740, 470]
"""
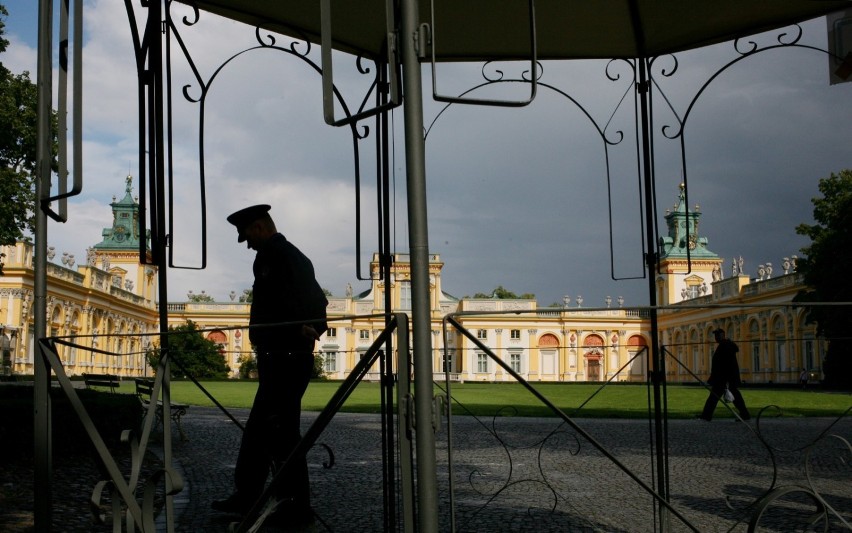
[699, 328, 750, 421]
[212, 204, 327, 528]
[799, 368, 809, 390]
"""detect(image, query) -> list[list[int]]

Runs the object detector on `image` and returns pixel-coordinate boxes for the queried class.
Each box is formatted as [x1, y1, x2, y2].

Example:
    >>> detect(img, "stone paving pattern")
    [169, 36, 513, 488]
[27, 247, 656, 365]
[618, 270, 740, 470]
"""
[2, 405, 850, 532]
[161, 407, 850, 532]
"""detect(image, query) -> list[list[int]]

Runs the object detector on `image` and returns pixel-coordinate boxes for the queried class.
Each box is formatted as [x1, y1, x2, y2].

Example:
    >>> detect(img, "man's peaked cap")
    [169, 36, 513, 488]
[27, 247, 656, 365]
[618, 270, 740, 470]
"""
[227, 204, 271, 242]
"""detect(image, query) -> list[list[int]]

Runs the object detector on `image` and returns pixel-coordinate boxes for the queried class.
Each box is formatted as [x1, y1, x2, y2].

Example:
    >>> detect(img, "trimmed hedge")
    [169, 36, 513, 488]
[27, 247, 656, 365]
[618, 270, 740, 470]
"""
[0, 385, 142, 460]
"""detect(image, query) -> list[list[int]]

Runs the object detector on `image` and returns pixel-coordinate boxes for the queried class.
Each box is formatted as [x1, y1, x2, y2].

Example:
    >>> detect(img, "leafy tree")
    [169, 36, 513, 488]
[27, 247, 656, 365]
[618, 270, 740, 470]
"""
[237, 353, 257, 379]
[471, 285, 535, 299]
[186, 290, 215, 303]
[311, 354, 324, 380]
[146, 320, 231, 379]
[795, 170, 852, 389]
[0, 4, 58, 258]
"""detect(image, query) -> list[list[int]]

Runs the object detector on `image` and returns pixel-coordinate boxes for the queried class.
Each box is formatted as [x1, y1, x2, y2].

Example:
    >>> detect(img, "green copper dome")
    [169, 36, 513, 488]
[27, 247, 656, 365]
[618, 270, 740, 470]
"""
[658, 184, 719, 260]
[92, 175, 149, 250]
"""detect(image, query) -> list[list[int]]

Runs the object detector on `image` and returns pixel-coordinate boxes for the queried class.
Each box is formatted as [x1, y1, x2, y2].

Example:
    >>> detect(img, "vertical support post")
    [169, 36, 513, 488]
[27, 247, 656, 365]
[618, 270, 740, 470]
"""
[399, 0, 439, 531]
[34, 0, 54, 530]
[377, 60, 398, 531]
[395, 317, 416, 532]
[637, 57, 670, 530]
[147, 2, 178, 530]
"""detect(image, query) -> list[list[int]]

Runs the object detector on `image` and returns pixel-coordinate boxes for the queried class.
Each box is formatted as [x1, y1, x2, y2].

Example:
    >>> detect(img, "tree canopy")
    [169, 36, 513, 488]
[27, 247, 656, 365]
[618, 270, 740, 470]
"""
[187, 290, 215, 303]
[795, 169, 852, 388]
[146, 321, 231, 379]
[471, 285, 535, 299]
[0, 4, 57, 258]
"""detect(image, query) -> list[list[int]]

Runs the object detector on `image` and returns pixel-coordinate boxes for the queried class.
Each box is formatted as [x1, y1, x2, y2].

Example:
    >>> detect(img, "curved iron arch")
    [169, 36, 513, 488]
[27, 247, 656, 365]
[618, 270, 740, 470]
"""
[422, 61, 647, 285]
[164, 5, 382, 282]
[646, 25, 841, 285]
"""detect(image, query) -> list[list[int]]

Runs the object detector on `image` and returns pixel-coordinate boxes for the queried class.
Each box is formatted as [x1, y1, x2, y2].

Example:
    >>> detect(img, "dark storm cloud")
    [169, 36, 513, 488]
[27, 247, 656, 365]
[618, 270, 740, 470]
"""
[5, 5, 851, 304]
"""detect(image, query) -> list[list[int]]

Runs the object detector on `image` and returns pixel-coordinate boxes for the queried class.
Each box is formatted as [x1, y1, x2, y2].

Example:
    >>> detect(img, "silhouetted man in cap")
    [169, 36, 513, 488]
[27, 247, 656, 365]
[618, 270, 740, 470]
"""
[213, 204, 327, 528]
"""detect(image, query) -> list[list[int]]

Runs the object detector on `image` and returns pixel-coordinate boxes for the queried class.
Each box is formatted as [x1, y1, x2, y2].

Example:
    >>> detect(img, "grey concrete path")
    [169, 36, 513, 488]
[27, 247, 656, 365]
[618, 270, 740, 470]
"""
[160, 407, 851, 532]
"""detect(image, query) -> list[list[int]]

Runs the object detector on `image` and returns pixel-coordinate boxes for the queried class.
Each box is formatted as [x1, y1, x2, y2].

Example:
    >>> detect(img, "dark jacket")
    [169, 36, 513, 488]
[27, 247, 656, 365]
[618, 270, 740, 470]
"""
[249, 233, 328, 349]
[708, 338, 741, 387]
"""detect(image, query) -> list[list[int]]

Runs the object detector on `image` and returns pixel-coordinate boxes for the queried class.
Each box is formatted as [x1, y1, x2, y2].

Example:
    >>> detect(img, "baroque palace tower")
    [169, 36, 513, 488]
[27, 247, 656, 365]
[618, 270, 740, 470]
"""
[656, 184, 724, 306]
[91, 175, 158, 303]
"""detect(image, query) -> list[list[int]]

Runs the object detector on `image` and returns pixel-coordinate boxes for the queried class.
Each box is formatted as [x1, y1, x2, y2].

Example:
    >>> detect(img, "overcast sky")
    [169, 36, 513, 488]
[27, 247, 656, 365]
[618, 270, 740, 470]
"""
[4, 2, 852, 307]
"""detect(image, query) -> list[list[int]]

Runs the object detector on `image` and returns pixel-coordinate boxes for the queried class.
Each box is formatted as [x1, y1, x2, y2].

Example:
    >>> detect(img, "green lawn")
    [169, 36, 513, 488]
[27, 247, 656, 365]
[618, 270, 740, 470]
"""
[155, 380, 851, 419]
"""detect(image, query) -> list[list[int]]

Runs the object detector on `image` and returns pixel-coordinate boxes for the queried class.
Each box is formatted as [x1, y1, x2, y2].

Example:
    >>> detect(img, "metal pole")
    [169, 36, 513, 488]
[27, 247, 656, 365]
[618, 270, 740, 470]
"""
[399, 0, 439, 530]
[378, 62, 398, 531]
[34, 0, 54, 530]
[637, 57, 670, 530]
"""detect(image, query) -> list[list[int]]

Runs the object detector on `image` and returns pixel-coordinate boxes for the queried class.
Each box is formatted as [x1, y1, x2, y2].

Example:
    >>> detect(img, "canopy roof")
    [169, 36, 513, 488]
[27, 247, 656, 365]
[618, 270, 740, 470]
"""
[178, 0, 850, 61]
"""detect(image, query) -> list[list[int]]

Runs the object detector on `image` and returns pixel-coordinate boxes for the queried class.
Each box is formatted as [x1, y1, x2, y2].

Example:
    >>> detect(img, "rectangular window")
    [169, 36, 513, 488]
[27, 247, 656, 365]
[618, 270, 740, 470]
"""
[752, 343, 760, 372]
[477, 353, 488, 373]
[28, 331, 35, 363]
[510, 329, 521, 340]
[776, 339, 787, 371]
[326, 327, 337, 338]
[542, 350, 555, 374]
[324, 352, 337, 373]
[510, 353, 521, 372]
[400, 281, 412, 310]
[51, 327, 61, 360]
[442, 351, 454, 372]
[359, 329, 370, 340]
[804, 339, 814, 369]
[477, 329, 487, 340]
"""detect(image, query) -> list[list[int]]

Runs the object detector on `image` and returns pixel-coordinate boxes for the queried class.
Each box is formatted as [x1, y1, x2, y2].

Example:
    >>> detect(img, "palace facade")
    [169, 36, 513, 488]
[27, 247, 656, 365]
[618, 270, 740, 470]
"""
[0, 179, 823, 384]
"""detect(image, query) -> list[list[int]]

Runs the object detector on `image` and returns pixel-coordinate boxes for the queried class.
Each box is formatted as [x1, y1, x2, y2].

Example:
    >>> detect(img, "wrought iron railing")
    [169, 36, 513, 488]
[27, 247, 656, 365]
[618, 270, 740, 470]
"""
[438, 312, 851, 532]
[35, 312, 412, 532]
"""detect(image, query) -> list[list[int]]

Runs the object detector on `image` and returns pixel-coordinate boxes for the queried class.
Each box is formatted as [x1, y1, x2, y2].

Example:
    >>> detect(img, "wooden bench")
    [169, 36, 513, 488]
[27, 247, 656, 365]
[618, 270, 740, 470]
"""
[134, 378, 189, 441]
[83, 373, 121, 393]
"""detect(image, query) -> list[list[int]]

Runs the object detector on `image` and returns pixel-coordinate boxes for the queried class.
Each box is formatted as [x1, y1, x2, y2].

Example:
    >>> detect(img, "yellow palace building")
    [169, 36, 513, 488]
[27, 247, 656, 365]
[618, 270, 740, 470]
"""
[0, 179, 823, 384]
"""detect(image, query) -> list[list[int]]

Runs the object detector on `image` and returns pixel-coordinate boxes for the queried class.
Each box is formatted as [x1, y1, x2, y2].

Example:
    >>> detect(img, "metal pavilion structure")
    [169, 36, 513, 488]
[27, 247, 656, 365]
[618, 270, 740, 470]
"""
[30, 1, 851, 531]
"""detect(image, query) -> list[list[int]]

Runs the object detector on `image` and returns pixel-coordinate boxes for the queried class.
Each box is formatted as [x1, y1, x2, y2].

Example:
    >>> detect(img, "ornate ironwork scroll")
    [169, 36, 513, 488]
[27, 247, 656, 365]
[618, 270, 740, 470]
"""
[37, 337, 183, 531]
[159, 1, 389, 282]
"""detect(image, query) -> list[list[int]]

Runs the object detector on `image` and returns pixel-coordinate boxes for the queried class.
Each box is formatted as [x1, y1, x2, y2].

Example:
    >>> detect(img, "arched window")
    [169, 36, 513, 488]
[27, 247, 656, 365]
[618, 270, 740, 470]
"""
[207, 330, 229, 361]
[539, 333, 559, 347]
[583, 334, 604, 348]
[628, 335, 647, 376]
[583, 334, 604, 381]
[539, 333, 560, 376]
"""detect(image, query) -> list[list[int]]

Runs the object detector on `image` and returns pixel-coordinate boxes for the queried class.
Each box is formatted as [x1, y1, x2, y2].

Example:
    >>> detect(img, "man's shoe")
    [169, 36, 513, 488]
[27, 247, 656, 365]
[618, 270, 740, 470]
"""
[696, 415, 711, 422]
[211, 494, 252, 515]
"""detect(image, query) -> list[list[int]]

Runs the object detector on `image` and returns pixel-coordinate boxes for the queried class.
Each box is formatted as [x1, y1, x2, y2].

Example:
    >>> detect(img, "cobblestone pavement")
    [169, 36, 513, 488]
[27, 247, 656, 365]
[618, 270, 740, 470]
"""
[2, 406, 849, 532]
[161, 408, 851, 532]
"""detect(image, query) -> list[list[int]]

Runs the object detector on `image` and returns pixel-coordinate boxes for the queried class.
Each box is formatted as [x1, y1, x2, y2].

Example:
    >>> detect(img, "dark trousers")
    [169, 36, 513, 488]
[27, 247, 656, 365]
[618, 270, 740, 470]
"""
[701, 383, 750, 420]
[234, 350, 314, 506]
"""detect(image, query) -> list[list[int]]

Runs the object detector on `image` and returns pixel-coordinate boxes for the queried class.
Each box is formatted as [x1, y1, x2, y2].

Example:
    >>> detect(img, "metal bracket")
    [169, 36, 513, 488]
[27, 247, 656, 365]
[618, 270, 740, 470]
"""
[416, 23, 431, 60]
[430, 0, 538, 107]
[403, 393, 415, 434]
[321, 0, 402, 126]
[432, 393, 446, 432]
[45, 0, 84, 222]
